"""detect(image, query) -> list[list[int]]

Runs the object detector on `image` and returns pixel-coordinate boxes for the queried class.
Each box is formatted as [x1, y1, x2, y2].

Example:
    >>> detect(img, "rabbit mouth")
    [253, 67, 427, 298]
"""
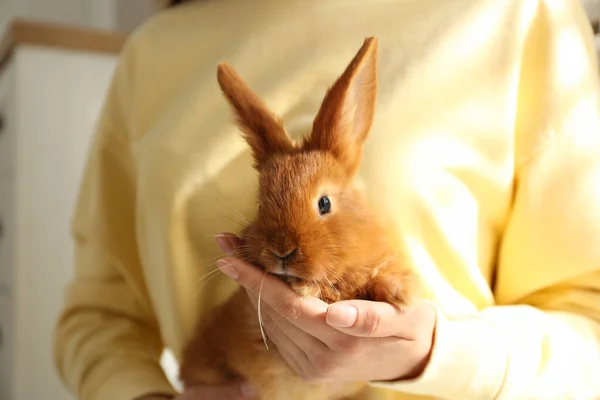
[271, 270, 304, 285]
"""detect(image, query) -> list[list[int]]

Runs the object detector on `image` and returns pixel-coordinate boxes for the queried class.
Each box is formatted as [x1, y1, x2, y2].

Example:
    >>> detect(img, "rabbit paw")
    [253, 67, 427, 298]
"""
[365, 271, 413, 309]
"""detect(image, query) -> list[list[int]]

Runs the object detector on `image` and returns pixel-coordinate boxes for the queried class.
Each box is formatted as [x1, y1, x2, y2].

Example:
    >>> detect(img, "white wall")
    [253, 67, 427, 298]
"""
[115, 0, 158, 32]
[86, 0, 158, 32]
[582, 0, 600, 21]
[0, 0, 158, 36]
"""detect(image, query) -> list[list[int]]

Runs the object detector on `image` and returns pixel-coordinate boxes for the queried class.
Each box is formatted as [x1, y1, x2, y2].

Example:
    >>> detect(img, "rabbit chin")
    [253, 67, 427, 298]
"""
[265, 265, 325, 298]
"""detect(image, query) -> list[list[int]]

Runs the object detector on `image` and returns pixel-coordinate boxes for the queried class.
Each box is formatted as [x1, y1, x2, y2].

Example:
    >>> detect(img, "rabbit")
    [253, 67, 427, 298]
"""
[179, 37, 418, 400]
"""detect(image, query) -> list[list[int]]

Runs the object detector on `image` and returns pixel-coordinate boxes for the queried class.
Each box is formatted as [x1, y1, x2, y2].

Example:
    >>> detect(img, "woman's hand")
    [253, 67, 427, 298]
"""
[215, 233, 437, 384]
[177, 382, 257, 399]
[139, 381, 257, 400]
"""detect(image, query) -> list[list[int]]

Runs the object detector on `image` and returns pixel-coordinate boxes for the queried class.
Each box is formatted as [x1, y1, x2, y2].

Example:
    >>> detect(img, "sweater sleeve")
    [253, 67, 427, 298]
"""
[52, 36, 177, 400]
[372, 0, 600, 398]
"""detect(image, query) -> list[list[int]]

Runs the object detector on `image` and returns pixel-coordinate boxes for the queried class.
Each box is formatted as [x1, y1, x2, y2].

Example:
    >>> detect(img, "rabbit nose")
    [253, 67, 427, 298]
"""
[271, 248, 298, 261]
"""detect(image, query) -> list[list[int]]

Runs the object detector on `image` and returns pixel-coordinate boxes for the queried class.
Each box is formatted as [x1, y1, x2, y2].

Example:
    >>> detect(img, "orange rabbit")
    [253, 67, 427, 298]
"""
[179, 37, 418, 400]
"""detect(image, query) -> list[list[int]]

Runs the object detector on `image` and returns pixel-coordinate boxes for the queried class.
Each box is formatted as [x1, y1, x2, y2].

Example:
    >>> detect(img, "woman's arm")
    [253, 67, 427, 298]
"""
[364, 0, 600, 396]
[52, 38, 177, 400]
[372, 0, 599, 396]
[375, 0, 600, 393]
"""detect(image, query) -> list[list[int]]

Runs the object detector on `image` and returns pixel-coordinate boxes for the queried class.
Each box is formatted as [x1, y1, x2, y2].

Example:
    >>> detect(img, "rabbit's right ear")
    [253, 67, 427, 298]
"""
[217, 63, 295, 169]
[305, 37, 378, 175]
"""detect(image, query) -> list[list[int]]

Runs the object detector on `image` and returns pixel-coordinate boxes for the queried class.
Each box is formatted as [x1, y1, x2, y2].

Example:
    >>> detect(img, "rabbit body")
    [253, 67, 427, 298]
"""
[179, 287, 369, 400]
[179, 37, 417, 400]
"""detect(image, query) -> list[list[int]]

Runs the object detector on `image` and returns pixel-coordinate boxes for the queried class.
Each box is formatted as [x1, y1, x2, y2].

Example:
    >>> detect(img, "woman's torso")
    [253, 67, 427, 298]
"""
[126, 0, 530, 397]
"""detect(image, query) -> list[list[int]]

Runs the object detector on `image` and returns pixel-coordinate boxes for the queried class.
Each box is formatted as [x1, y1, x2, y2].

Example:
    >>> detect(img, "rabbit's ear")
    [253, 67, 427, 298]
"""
[305, 37, 378, 174]
[217, 63, 295, 169]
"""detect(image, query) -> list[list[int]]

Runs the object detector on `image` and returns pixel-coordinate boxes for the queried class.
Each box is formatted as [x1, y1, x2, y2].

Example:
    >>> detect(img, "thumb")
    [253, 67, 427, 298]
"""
[325, 299, 426, 339]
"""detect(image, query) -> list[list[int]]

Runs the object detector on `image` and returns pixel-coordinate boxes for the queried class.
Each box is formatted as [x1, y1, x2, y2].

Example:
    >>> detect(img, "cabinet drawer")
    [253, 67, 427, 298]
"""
[0, 179, 14, 287]
[0, 101, 15, 183]
[0, 59, 15, 182]
[0, 295, 13, 400]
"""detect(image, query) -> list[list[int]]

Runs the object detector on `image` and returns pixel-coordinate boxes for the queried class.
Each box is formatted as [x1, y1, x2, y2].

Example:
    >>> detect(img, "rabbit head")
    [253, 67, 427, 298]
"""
[217, 38, 394, 300]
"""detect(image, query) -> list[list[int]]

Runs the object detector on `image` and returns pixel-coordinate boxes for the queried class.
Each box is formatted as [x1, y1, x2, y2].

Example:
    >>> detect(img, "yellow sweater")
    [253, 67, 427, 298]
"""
[53, 0, 600, 399]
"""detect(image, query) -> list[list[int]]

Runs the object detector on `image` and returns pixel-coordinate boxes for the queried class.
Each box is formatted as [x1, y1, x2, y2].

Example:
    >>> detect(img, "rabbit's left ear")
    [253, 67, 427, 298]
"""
[217, 63, 295, 170]
[305, 37, 378, 175]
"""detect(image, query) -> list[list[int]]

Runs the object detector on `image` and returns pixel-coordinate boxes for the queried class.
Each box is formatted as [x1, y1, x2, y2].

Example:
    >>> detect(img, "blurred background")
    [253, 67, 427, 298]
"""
[0, 1, 599, 399]
[0, 2, 166, 400]
[0, 0, 158, 33]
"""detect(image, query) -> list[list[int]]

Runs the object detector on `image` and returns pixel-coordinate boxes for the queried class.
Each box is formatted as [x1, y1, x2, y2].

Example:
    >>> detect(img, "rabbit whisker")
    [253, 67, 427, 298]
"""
[325, 268, 342, 281]
[324, 275, 340, 298]
[318, 231, 333, 240]
[258, 272, 269, 351]
[311, 224, 325, 236]
[197, 266, 224, 283]
[202, 193, 253, 226]
[217, 213, 249, 229]
[199, 254, 229, 265]
[194, 265, 231, 295]
[221, 202, 251, 225]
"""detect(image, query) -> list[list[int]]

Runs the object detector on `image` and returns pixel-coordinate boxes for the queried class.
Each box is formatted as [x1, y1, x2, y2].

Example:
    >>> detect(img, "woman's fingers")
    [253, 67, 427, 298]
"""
[180, 381, 257, 399]
[217, 256, 334, 341]
[260, 312, 311, 377]
[261, 307, 328, 359]
[215, 232, 244, 256]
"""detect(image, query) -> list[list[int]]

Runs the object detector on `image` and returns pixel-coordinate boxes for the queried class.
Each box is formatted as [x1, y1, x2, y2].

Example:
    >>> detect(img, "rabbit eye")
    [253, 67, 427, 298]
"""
[318, 196, 331, 215]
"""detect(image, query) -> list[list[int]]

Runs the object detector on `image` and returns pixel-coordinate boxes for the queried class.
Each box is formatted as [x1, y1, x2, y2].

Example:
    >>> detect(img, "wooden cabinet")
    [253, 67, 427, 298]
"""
[0, 19, 124, 400]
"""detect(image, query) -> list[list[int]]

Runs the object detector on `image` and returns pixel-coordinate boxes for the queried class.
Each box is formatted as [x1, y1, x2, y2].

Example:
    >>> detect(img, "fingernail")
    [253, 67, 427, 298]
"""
[216, 235, 235, 255]
[216, 259, 238, 279]
[326, 304, 358, 328]
[240, 382, 258, 398]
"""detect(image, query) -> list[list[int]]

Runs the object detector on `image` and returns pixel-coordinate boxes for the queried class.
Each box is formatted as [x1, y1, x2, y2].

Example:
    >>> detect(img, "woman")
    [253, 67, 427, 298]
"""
[53, 0, 600, 399]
